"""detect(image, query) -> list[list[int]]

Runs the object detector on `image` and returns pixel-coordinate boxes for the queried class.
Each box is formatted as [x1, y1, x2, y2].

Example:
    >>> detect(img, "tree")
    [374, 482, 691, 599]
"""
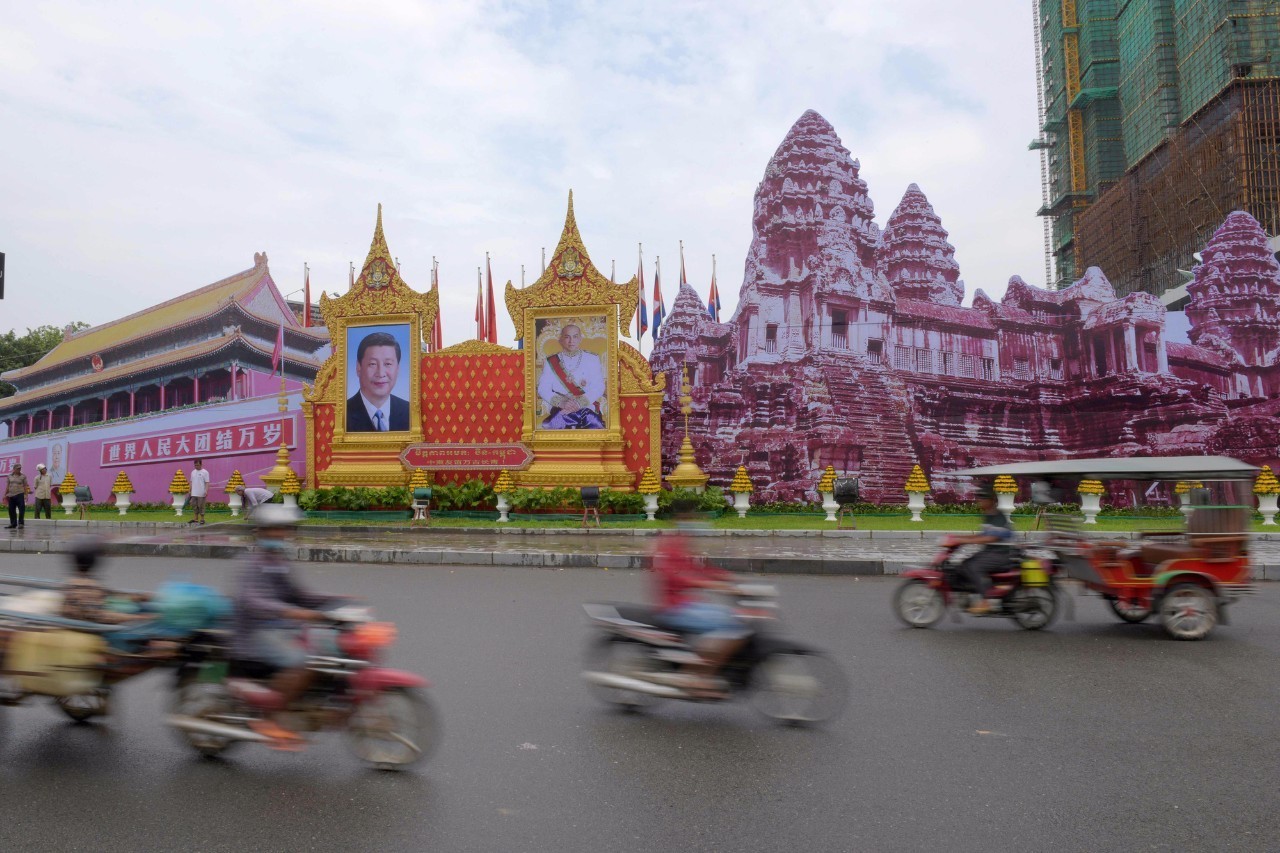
[0, 323, 89, 398]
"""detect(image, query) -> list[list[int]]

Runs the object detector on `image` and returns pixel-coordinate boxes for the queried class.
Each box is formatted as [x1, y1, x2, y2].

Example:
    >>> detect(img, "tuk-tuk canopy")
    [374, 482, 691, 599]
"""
[949, 456, 1257, 482]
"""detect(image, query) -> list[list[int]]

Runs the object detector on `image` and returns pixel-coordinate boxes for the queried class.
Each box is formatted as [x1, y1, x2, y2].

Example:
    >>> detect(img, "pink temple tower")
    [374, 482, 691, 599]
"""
[877, 183, 963, 306]
[1187, 211, 1280, 386]
[733, 109, 890, 364]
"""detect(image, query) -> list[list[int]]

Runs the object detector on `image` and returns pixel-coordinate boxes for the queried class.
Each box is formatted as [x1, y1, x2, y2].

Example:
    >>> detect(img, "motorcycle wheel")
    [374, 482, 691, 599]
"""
[750, 651, 849, 725]
[55, 689, 110, 722]
[1010, 587, 1056, 631]
[1159, 583, 1217, 641]
[893, 579, 945, 628]
[1107, 597, 1152, 624]
[346, 686, 440, 770]
[583, 637, 667, 711]
[170, 679, 239, 758]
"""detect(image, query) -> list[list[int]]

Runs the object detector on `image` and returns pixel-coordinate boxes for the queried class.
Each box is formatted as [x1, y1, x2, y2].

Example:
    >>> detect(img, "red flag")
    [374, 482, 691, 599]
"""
[302, 264, 311, 328]
[271, 322, 284, 376]
[475, 267, 486, 340]
[485, 254, 498, 344]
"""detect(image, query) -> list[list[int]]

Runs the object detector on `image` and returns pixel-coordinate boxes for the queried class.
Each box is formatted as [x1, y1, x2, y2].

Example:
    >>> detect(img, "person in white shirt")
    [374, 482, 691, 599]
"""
[235, 486, 276, 519]
[188, 458, 212, 525]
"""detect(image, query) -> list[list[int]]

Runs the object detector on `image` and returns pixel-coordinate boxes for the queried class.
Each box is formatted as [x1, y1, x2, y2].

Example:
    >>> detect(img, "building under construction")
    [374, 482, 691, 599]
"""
[1033, 0, 1280, 295]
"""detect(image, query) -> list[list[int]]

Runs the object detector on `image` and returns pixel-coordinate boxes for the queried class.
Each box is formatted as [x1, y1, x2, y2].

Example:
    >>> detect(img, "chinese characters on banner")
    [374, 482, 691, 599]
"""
[0, 455, 19, 476]
[399, 443, 533, 471]
[100, 417, 296, 467]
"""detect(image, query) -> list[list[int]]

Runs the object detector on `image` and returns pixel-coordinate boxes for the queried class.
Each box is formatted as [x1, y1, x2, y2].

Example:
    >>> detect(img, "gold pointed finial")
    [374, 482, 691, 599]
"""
[358, 203, 393, 284]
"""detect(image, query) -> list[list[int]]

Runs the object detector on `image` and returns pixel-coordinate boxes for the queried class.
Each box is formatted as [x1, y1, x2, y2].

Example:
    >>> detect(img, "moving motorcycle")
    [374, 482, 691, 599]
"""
[893, 536, 1059, 631]
[168, 606, 439, 770]
[581, 584, 848, 724]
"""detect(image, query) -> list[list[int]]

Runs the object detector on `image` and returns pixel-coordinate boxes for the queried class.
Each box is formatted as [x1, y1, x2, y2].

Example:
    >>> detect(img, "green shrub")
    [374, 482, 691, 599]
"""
[657, 486, 727, 516]
[433, 479, 495, 511]
[598, 488, 645, 514]
[507, 486, 579, 511]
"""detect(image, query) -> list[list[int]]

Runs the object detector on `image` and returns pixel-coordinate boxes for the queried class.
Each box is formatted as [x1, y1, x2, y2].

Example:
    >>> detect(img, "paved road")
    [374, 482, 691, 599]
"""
[1, 555, 1277, 853]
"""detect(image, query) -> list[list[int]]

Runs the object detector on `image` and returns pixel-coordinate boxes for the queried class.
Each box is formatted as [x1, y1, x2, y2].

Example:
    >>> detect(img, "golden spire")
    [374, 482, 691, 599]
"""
[358, 203, 394, 283]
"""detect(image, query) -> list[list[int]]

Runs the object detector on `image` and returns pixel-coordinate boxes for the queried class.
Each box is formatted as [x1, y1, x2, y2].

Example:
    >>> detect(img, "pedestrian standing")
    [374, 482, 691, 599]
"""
[32, 463, 53, 519]
[189, 458, 211, 525]
[6, 463, 30, 529]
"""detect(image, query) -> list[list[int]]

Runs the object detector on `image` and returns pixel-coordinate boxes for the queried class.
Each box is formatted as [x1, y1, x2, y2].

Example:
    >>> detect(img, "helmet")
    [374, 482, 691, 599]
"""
[250, 503, 302, 531]
[69, 535, 104, 574]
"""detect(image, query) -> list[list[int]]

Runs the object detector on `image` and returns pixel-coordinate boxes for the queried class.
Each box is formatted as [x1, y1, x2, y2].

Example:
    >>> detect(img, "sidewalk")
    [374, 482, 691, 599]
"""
[4, 518, 1280, 577]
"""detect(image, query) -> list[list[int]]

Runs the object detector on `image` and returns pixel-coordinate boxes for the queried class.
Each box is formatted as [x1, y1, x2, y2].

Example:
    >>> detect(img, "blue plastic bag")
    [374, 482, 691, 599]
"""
[153, 581, 231, 632]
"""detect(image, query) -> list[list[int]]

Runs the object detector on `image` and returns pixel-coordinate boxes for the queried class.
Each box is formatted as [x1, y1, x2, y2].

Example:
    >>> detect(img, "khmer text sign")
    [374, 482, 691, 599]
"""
[400, 443, 533, 470]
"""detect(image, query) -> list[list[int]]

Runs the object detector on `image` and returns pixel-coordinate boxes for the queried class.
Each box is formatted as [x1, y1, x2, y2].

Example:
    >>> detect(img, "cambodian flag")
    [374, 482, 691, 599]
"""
[652, 258, 665, 339]
[708, 259, 721, 322]
[636, 247, 649, 340]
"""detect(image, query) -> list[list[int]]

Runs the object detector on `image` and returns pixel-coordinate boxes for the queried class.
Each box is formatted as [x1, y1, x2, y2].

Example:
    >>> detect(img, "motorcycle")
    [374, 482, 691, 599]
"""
[580, 584, 849, 724]
[893, 536, 1059, 631]
[167, 606, 439, 770]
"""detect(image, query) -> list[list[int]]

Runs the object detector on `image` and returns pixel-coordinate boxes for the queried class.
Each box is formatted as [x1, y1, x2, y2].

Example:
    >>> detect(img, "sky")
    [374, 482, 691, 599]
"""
[0, 0, 1046, 352]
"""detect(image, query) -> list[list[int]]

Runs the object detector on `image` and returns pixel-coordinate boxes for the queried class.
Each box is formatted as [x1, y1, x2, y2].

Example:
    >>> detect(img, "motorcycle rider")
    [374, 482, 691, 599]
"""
[651, 499, 749, 698]
[954, 484, 1016, 615]
[231, 504, 336, 748]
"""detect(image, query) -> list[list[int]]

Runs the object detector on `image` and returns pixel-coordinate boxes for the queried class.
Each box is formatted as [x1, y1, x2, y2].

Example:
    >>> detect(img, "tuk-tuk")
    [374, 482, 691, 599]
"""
[952, 456, 1257, 640]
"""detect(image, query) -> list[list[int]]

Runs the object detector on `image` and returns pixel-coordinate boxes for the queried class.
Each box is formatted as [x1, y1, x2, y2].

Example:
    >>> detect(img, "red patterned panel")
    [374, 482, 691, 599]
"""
[313, 404, 336, 476]
[418, 354, 525, 485]
[620, 395, 653, 477]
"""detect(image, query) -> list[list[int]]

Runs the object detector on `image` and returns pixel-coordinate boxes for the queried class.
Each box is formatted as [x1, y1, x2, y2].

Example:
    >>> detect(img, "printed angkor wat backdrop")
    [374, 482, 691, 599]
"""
[650, 111, 1280, 502]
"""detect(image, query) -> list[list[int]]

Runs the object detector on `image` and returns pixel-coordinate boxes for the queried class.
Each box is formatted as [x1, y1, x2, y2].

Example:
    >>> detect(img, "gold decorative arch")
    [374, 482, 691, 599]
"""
[302, 205, 438, 486]
[506, 192, 656, 488]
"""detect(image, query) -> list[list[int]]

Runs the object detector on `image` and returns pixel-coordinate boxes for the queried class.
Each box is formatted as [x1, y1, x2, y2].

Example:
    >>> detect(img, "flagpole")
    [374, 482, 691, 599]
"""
[541, 248, 546, 274]
[303, 262, 310, 328]
[610, 260, 615, 283]
[636, 242, 644, 357]
[521, 265, 525, 288]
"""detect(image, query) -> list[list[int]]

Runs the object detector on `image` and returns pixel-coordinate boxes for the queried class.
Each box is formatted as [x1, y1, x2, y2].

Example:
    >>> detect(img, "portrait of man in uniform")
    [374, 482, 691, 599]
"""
[345, 325, 411, 433]
[536, 319, 606, 430]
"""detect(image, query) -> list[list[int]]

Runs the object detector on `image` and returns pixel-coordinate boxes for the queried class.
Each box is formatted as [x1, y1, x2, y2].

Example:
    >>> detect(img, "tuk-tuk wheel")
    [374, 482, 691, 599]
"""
[1107, 597, 1152, 624]
[1159, 583, 1217, 641]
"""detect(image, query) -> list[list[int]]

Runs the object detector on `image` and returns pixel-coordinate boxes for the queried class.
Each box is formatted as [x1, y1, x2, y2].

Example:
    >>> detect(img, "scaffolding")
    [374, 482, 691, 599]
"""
[1035, 0, 1280, 289]
[1076, 79, 1280, 296]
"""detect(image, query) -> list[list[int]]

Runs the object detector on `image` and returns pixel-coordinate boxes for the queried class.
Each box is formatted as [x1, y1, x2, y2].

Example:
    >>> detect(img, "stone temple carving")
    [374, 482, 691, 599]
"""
[650, 110, 1280, 501]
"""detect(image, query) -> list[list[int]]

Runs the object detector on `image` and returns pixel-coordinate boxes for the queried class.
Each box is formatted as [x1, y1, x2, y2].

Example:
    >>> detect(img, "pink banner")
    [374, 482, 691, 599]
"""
[100, 416, 296, 467]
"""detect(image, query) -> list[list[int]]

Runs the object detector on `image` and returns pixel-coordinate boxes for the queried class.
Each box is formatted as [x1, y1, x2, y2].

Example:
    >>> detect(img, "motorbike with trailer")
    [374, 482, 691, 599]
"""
[0, 574, 217, 722]
[581, 582, 849, 724]
[167, 604, 440, 769]
[896, 456, 1257, 641]
[893, 536, 1059, 631]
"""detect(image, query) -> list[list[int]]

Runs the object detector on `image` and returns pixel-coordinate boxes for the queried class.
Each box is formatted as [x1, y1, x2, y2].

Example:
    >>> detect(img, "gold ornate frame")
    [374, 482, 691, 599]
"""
[504, 193, 643, 487]
[303, 206, 436, 486]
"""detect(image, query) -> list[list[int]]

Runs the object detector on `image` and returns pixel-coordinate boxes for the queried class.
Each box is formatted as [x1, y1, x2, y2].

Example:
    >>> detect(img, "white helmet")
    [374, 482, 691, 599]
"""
[250, 503, 303, 530]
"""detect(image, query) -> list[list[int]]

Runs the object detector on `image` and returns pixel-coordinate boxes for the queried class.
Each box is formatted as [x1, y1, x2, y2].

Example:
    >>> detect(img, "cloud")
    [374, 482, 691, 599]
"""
[0, 0, 1044, 346]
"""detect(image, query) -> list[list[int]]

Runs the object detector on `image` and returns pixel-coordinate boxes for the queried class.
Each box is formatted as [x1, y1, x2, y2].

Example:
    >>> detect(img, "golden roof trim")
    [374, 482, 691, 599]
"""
[4, 255, 324, 381]
[504, 191, 639, 341]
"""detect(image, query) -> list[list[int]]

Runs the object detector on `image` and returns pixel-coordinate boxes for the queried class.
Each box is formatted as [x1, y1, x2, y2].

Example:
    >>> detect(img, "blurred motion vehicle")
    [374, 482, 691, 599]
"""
[893, 536, 1059, 631]
[0, 574, 226, 722]
[167, 604, 440, 769]
[898, 457, 1257, 641]
[581, 582, 849, 724]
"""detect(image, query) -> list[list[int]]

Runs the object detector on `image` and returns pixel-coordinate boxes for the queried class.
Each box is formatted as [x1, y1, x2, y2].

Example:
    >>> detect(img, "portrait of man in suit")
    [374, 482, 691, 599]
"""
[345, 328, 411, 432]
